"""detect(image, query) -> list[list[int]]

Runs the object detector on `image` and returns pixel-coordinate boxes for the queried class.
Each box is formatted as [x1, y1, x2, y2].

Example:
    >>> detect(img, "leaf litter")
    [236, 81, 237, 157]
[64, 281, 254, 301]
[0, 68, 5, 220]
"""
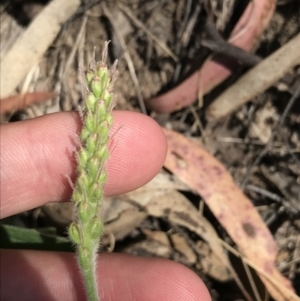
[1, 1, 300, 300]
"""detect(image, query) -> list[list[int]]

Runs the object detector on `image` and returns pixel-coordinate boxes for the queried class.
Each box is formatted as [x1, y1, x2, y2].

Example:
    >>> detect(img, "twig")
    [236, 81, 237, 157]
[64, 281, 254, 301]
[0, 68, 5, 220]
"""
[175, 0, 193, 46]
[242, 259, 262, 301]
[202, 19, 261, 67]
[241, 83, 300, 188]
[101, 3, 147, 114]
[283, 132, 300, 169]
[173, 2, 200, 83]
[246, 185, 299, 215]
[189, 105, 205, 139]
[69, 0, 102, 22]
[220, 239, 300, 301]
[288, 236, 300, 279]
[169, 220, 253, 301]
[117, 2, 178, 62]
[64, 15, 87, 77]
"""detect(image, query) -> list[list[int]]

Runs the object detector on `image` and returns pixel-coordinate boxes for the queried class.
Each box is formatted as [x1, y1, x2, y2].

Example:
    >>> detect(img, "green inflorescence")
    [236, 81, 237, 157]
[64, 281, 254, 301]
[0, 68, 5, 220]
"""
[68, 42, 118, 301]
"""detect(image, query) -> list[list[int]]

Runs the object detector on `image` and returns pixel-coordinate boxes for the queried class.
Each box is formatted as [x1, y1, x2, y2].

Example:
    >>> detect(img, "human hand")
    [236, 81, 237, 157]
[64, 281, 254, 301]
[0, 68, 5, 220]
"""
[0, 111, 211, 301]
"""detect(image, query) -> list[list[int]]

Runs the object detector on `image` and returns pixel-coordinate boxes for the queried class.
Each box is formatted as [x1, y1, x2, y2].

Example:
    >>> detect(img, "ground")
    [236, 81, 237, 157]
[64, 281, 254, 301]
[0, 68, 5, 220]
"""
[1, 0, 300, 300]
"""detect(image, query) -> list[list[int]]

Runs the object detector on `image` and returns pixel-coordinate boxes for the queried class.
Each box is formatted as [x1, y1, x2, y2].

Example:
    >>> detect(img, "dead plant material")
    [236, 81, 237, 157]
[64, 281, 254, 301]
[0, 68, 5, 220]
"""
[117, 2, 178, 62]
[206, 33, 300, 120]
[148, 0, 276, 113]
[124, 176, 237, 282]
[102, 3, 147, 114]
[0, 0, 80, 99]
[0, 92, 55, 115]
[241, 83, 300, 189]
[163, 128, 297, 301]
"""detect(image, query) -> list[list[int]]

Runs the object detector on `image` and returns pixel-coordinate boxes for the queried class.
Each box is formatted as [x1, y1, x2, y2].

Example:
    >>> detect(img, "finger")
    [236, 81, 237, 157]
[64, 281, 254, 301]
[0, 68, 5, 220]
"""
[1, 250, 211, 301]
[1, 111, 167, 218]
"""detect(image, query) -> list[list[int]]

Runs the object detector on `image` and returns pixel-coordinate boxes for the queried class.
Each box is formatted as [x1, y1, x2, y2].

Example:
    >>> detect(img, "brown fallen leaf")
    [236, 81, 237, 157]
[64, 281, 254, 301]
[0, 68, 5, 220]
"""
[127, 178, 253, 289]
[145, 190, 231, 275]
[126, 175, 231, 273]
[0, 92, 55, 114]
[163, 128, 298, 301]
[103, 208, 147, 243]
[170, 232, 197, 265]
[124, 235, 172, 259]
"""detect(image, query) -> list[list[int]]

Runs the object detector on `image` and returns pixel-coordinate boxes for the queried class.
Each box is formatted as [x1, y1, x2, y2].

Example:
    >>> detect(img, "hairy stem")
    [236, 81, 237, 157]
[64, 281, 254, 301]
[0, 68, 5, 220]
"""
[78, 247, 99, 301]
[68, 42, 118, 301]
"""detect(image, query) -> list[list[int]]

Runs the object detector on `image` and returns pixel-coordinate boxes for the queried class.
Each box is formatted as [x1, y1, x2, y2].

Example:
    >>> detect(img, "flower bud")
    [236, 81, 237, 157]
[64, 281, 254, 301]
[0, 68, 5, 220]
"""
[88, 217, 103, 239]
[69, 222, 82, 245]
[85, 111, 96, 133]
[90, 77, 102, 99]
[86, 92, 97, 111]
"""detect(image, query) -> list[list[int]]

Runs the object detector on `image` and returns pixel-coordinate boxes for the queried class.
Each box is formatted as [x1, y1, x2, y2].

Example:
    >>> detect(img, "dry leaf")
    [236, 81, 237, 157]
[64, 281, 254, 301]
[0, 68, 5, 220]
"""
[142, 229, 171, 247]
[0, 92, 55, 114]
[101, 195, 147, 244]
[195, 240, 232, 282]
[103, 208, 147, 243]
[127, 180, 233, 282]
[124, 237, 172, 258]
[171, 233, 197, 265]
[163, 128, 297, 301]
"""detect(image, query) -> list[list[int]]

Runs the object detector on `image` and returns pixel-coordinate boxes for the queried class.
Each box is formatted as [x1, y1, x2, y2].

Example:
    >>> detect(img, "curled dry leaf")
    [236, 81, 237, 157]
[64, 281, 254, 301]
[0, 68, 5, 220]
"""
[100, 173, 232, 281]
[101, 195, 148, 244]
[0, 92, 55, 115]
[163, 128, 297, 301]
[148, 0, 276, 113]
[127, 175, 233, 282]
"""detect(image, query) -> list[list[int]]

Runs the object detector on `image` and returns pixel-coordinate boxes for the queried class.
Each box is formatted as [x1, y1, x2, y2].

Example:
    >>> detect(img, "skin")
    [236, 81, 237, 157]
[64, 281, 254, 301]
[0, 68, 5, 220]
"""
[0, 111, 211, 301]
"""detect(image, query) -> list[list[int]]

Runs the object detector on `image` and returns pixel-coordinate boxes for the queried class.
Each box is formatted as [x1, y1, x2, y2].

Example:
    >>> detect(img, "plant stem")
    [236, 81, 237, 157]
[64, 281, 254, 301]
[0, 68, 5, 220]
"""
[78, 247, 99, 301]
[68, 42, 118, 301]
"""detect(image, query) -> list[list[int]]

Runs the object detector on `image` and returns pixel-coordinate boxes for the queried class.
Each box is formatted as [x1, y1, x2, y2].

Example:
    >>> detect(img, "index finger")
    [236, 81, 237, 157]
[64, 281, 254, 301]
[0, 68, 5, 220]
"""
[0, 111, 167, 218]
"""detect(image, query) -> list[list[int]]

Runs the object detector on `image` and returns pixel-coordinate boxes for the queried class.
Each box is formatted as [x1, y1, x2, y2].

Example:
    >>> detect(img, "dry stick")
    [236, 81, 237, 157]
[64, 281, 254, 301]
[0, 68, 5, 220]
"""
[246, 185, 299, 215]
[175, 0, 193, 47]
[181, 2, 199, 47]
[220, 239, 300, 301]
[52, 52, 65, 113]
[168, 218, 253, 301]
[64, 15, 88, 77]
[241, 83, 300, 189]
[289, 236, 300, 279]
[202, 19, 261, 67]
[241, 259, 262, 301]
[117, 2, 178, 62]
[69, 0, 102, 21]
[101, 3, 147, 114]
[206, 33, 300, 120]
[283, 134, 300, 169]
[173, 2, 201, 83]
